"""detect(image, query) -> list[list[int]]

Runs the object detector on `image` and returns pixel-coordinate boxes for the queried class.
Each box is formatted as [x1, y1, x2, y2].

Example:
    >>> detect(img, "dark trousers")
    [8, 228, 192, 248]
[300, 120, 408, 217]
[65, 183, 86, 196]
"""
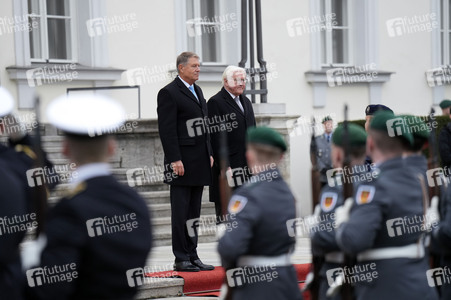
[170, 185, 203, 262]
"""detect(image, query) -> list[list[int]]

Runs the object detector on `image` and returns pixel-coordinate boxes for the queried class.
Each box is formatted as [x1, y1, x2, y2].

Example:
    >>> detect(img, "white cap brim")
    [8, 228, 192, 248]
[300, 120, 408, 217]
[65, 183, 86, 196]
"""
[47, 93, 126, 137]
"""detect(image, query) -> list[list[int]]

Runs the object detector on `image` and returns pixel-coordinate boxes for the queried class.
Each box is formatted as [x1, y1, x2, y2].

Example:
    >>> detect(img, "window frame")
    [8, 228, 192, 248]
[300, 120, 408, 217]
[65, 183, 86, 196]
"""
[320, 0, 352, 67]
[28, 0, 78, 63]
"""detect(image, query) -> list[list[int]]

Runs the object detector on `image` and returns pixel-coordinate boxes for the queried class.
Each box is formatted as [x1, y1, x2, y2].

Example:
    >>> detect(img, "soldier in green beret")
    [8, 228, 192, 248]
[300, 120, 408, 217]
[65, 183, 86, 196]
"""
[218, 126, 302, 300]
[309, 123, 370, 300]
[440, 100, 451, 117]
[334, 111, 438, 300]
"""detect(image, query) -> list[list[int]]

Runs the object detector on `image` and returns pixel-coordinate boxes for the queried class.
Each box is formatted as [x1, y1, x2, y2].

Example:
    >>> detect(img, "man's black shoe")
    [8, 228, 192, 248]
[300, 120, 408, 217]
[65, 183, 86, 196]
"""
[174, 261, 200, 272]
[191, 259, 214, 271]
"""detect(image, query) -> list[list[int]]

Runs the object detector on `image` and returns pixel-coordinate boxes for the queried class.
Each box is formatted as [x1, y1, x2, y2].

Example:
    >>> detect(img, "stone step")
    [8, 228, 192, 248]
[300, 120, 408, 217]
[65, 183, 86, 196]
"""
[41, 135, 64, 148]
[151, 202, 215, 219]
[136, 277, 184, 300]
[50, 157, 122, 169]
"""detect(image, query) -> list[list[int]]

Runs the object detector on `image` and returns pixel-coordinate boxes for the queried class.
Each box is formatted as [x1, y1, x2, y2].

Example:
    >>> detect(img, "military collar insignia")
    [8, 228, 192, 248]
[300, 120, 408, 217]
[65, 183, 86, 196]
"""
[355, 185, 375, 205]
[320, 192, 338, 212]
[228, 195, 248, 214]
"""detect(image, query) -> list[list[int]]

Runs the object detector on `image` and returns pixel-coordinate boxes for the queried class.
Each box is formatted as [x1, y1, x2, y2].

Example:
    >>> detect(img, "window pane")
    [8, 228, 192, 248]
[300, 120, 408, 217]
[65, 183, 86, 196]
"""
[332, 0, 347, 27]
[46, 0, 69, 16]
[449, 0, 451, 29]
[47, 18, 71, 59]
[186, 0, 195, 19]
[448, 33, 451, 64]
[333, 29, 348, 64]
[200, 0, 218, 18]
[202, 25, 220, 62]
[29, 17, 42, 59]
[28, 0, 40, 15]
[321, 30, 327, 64]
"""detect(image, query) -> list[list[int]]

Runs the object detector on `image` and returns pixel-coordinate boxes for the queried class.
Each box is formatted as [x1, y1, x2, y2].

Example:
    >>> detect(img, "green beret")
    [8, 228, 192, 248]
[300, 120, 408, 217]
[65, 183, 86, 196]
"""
[246, 126, 287, 152]
[322, 116, 332, 123]
[439, 99, 451, 109]
[399, 115, 430, 140]
[332, 123, 367, 147]
[370, 111, 414, 145]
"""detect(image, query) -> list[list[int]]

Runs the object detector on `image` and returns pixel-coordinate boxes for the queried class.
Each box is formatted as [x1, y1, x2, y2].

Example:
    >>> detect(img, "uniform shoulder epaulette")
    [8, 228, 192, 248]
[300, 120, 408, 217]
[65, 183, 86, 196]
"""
[64, 182, 87, 199]
[14, 144, 37, 160]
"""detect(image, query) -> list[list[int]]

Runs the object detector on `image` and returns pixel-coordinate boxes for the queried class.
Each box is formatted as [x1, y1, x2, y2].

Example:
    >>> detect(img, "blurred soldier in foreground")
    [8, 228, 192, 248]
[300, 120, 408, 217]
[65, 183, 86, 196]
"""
[0, 87, 56, 212]
[23, 94, 152, 300]
[208, 65, 256, 219]
[312, 116, 334, 188]
[218, 127, 302, 300]
[0, 90, 28, 299]
[335, 111, 438, 300]
[310, 123, 368, 300]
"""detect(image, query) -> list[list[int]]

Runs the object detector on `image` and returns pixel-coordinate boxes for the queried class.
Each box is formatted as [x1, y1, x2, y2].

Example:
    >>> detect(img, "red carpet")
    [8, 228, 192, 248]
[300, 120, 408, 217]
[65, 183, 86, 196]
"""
[145, 263, 311, 298]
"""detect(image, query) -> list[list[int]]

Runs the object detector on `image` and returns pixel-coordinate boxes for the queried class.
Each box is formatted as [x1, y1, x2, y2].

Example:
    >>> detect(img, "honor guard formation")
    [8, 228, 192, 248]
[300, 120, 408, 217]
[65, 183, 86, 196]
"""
[2, 51, 451, 300]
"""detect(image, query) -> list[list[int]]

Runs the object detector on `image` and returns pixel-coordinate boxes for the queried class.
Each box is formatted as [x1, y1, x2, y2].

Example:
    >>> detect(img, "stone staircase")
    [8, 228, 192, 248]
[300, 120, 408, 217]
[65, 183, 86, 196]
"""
[42, 135, 218, 247]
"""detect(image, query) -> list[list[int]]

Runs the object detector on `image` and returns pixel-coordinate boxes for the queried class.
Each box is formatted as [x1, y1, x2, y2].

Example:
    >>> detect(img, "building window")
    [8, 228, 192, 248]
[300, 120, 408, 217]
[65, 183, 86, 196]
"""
[186, 0, 223, 64]
[320, 0, 350, 66]
[28, 0, 76, 63]
[440, 0, 451, 65]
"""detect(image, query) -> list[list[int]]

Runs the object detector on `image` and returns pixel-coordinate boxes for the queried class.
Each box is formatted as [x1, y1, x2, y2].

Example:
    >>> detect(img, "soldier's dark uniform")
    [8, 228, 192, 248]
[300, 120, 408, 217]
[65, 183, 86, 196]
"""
[336, 112, 438, 300]
[0, 88, 35, 300]
[314, 116, 333, 187]
[310, 123, 369, 300]
[218, 127, 302, 300]
[364, 104, 393, 168]
[24, 94, 153, 300]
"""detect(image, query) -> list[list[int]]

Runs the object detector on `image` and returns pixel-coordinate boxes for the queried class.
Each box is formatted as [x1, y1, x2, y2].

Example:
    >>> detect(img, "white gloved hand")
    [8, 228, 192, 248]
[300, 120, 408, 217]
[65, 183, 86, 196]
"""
[21, 234, 47, 271]
[425, 196, 440, 232]
[335, 198, 353, 227]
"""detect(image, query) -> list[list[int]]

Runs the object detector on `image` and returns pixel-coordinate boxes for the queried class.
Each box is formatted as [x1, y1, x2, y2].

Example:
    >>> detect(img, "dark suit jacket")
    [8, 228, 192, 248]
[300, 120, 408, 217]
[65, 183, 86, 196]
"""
[207, 87, 256, 203]
[157, 77, 212, 186]
[26, 176, 152, 300]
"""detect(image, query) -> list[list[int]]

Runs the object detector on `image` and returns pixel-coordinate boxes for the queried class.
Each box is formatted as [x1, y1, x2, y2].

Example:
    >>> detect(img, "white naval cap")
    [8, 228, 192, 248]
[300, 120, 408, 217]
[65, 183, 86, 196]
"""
[0, 87, 14, 118]
[47, 93, 126, 137]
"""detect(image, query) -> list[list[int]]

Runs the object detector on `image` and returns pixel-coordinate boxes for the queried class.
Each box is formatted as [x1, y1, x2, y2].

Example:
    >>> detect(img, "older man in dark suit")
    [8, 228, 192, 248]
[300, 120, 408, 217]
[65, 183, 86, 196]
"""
[207, 66, 256, 218]
[157, 52, 214, 272]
